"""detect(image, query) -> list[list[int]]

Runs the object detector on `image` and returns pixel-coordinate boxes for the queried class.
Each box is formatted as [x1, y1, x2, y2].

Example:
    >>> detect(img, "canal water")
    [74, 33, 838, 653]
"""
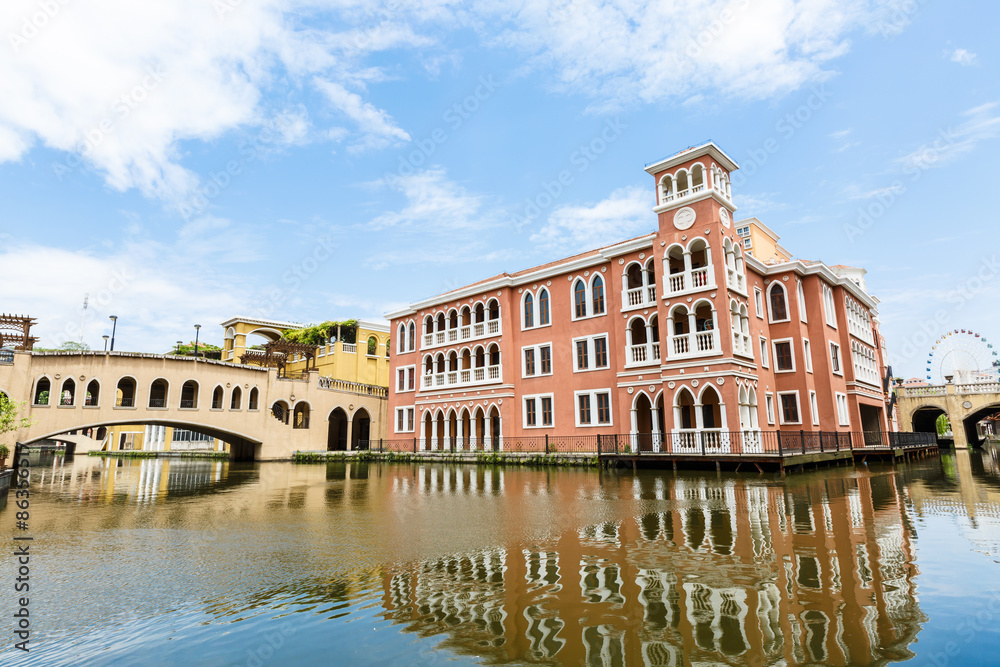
[2, 449, 1000, 666]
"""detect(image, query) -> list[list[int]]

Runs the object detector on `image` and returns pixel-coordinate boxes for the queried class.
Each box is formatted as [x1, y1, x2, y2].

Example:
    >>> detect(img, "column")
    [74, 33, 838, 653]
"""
[484, 415, 492, 451]
[431, 417, 439, 451]
[457, 418, 465, 452]
[652, 405, 662, 453]
[630, 408, 638, 453]
[443, 418, 451, 451]
[645, 322, 654, 362]
[694, 401, 705, 450]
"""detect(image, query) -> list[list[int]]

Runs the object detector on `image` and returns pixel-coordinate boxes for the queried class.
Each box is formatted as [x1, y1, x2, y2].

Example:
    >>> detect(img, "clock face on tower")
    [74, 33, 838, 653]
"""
[673, 207, 696, 230]
[719, 207, 731, 228]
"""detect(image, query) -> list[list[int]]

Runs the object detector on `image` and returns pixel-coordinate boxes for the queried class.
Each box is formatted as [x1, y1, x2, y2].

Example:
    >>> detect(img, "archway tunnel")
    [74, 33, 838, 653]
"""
[963, 404, 1000, 448]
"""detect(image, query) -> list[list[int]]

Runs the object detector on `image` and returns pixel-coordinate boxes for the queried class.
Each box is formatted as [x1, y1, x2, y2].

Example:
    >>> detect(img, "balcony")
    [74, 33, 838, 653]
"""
[627, 342, 661, 366]
[622, 285, 657, 310]
[422, 364, 502, 391]
[422, 319, 501, 350]
[726, 267, 746, 294]
[664, 267, 715, 298]
[669, 331, 719, 358]
[732, 331, 753, 358]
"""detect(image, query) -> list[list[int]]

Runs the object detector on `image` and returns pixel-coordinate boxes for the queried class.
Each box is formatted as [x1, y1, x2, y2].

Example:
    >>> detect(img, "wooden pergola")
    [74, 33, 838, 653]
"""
[0, 314, 37, 350]
[240, 339, 318, 378]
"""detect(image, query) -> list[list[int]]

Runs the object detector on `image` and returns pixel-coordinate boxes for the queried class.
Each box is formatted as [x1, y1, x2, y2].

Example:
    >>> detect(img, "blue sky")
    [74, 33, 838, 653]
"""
[0, 0, 997, 379]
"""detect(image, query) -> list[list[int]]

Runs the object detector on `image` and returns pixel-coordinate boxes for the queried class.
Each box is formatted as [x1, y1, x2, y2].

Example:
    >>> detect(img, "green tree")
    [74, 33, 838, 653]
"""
[936, 413, 951, 436]
[36, 341, 91, 352]
[0, 394, 34, 457]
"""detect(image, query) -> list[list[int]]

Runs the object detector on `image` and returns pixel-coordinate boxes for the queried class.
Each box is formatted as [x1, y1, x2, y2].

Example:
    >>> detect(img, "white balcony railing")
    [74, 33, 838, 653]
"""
[628, 342, 661, 365]
[422, 364, 502, 391]
[732, 332, 752, 358]
[664, 267, 714, 297]
[668, 331, 719, 359]
[342, 343, 357, 354]
[421, 319, 502, 350]
[726, 268, 746, 293]
[672, 429, 728, 452]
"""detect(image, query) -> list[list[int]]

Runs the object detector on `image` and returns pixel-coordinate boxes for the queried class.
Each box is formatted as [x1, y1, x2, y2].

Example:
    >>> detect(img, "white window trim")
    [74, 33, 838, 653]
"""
[521, 342, 554, 378]
[753, 288, 764, 319]
[777, 390, 802, 425]
[396, 364, 416, 393]
[835, 392, 850, 427]
[570, 274, 608, 322]
[394, 406, 416, 433]
[772, 338, 796, 373]
[572, 334, 610, 373]
[830, 342, 844, 376]
[767, 282, 791, 323]
[574, 389, 613, 427]
[759, 336, 769, 368]
[809, 391, 819, 426]
[797, 281, 808, 323]
[823, 284, 838, 329]
[520, 288, 553, 332]
[765, 393, 775, 425]
[523, 393, 555, 429]
[803, 339, 813, 374]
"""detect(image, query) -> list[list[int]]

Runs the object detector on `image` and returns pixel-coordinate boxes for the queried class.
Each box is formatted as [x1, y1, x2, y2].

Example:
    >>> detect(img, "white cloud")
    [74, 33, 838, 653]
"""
[314, 79, 410, 152]
[482, 0, 913, 110]
[896, 102, 1000, 173]
[949, 48, 978, 66]
[529, 185, 652, 254]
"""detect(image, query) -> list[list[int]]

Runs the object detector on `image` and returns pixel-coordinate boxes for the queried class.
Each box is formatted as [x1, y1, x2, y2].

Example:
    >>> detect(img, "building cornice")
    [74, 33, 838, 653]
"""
[744, 255, 880, 312]
[644, 142, 740, 175]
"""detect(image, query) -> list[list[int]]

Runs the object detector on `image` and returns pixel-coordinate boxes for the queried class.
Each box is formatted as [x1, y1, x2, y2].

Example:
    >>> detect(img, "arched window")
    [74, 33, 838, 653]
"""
[574, 280, 587, 318]
[231, 386, 243, 410]
[33, 377, 51, 405]
[768, 283, 788, 321]
[248, 387, 259, 410]
[180, 381, 199, 409]
[293, 402, 310, 429]
[367, 335, 378, 356]
[386, 339, 391, 357]
[212, 385, 224, 409]
[487, 299, 500, 321]
[592, 275, 605, 315]
[397, 324, 406, 353]
[85, 379, 100, 407]
[408, 322, 415, 350]
[539, 288, 550, 325]
[60, 378, 76, 406]
[523, 292, 534, 328]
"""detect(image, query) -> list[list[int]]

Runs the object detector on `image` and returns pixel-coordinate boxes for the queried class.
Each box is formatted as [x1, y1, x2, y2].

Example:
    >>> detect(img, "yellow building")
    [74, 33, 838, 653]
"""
[220, 316, 391, 388]
[734, 217, 792, 264]
[102, 424, 226, 453]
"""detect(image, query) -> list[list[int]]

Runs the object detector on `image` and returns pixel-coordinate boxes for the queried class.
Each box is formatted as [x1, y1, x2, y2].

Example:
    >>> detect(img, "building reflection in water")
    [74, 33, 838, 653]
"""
[377, 467, 924, 666]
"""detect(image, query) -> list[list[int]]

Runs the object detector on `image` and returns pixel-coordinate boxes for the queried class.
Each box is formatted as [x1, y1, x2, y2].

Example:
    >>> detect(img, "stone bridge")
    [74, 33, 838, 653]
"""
[0, 351, 387, 460]
[897, 381, 1000, 448]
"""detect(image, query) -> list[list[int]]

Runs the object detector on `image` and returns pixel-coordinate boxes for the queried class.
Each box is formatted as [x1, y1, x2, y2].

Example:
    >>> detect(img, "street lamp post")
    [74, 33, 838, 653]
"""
[109, 315, 118, 352]
[193, 324, 201, 360]
[175, 340, 183, 356]
[102, 335, 110, 353]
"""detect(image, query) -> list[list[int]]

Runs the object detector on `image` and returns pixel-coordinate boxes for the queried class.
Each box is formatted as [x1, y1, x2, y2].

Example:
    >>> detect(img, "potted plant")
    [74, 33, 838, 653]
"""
[0, 444, 8, 470]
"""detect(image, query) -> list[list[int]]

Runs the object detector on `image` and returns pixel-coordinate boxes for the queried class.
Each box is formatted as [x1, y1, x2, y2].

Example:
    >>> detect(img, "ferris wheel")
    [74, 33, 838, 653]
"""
[926, 329, 1000, 383]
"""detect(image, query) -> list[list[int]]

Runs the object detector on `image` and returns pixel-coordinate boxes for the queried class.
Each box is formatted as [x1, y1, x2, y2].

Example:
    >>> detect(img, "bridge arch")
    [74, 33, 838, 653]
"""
[27, 418, 262, 461]
[963, 402, 1000, 447]
[911, 403, 948, 440]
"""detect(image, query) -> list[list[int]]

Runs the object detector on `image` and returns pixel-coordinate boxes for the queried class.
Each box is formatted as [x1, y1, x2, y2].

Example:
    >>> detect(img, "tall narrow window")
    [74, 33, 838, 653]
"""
[540, 345, 552, 374]
[524, 348, 536, 376]
[594, 336, 608, 368]
[576, 340, 589, 370]
[769, 284, 788, 321]
[774, 341, 793, 371]
[408, 322, 415, 350]
[541, 397, 553, 426]
[578, 394, 592, 424]
[830, 343, 842, 373]
[539, 289, 550, 325]
[525, 398, 537, 426]
[523, 292, 534, 328]
[592, 276, 605, 315]
[574, 280, 587, 318]
[596, 393, 611, 424]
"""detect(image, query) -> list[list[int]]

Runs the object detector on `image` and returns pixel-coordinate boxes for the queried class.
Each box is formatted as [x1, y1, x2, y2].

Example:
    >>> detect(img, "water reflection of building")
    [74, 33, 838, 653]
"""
[377, 467, 923, 665]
